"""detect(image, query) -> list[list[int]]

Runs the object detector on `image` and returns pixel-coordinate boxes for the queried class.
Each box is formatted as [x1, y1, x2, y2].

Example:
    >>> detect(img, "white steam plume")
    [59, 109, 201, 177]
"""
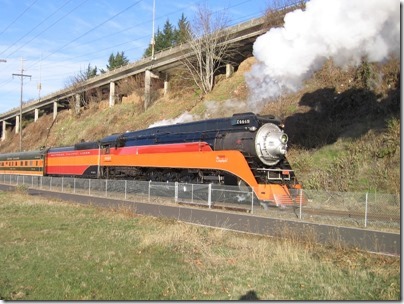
[148, 100, 248, 128]
[148, 111, 196, 128]
[246, 0, 400, 111]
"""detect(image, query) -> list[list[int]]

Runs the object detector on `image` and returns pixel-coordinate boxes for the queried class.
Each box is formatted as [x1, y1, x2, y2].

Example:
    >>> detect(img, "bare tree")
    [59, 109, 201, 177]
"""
[64, 64, 98, 114]
[263, 0, 306, 29]
[181, 4, 234, 95]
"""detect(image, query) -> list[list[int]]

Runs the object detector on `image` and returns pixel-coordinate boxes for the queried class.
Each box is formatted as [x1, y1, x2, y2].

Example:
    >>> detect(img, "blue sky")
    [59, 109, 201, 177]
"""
[0, 0, 272, 113]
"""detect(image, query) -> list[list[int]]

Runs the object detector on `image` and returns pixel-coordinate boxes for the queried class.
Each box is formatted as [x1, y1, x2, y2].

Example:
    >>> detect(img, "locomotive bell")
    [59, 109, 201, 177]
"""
[255, 123, 288, 166]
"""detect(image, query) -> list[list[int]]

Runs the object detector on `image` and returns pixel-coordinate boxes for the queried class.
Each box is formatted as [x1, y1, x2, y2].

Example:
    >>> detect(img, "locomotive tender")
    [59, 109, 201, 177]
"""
[0, 112, 301, 206]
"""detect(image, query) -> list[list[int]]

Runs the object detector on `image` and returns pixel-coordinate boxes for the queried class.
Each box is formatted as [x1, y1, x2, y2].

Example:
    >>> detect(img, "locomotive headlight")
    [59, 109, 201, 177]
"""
[280, 133, 288, 144]
[255, 123, 288, 166]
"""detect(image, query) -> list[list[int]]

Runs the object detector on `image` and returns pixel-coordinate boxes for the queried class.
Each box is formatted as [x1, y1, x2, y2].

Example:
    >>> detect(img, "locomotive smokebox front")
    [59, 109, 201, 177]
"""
[214, 122, 288, 166]
[254, 123, 288, 166]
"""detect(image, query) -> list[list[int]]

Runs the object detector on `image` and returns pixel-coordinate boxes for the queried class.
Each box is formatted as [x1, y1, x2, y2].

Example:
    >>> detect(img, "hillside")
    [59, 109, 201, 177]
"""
[0, 56, 400, 195]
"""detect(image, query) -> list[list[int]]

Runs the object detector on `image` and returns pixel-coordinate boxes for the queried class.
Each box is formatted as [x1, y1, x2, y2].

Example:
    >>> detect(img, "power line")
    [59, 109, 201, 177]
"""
[26, 0, 143, 71]
[0, 0, 264, 103]
[0, 0, 75, 57]
[0, 0, 40, 38]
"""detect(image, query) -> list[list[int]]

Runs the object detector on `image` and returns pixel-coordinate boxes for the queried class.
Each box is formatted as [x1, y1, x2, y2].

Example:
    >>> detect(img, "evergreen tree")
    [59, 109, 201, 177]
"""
[161, 19, 175, 48]
[143, 16, 190, 58]
[174, 14, 190, 45]
[105, 51, 130, 71]
[83, 63, 98, 80]
[153, 27, 164, 52]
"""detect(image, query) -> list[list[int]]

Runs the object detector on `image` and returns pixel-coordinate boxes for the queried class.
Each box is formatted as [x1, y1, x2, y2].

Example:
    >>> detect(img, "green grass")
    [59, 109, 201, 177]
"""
[0, 191, 400, 300]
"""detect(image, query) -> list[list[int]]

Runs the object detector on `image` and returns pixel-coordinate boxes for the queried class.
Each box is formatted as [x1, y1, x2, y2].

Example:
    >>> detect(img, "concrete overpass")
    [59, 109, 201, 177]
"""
[0, 15, 269, 141]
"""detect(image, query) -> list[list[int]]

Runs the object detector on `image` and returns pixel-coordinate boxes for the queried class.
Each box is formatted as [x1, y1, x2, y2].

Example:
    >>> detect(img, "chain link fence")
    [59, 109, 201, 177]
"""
[1, 174, 399, 233]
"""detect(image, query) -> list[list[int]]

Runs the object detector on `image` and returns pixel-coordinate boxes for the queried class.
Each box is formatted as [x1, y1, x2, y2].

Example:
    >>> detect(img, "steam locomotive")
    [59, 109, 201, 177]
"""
[0, 112, 302, 206]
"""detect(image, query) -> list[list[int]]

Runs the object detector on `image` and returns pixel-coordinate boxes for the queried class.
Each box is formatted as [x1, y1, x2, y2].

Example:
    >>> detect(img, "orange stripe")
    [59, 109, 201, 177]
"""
[0, 170, 43, 176]
[101, 150, 292, 203]
[102, 150, 258, 187]
[46, 155, 99, 167]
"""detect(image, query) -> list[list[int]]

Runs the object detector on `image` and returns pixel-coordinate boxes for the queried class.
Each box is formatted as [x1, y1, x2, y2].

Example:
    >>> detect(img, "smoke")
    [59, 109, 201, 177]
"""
[204, 100, 247, 117]
[148, 111, 196, 128]
[246, 0, 400, 111]
[148, 99, 248, 128]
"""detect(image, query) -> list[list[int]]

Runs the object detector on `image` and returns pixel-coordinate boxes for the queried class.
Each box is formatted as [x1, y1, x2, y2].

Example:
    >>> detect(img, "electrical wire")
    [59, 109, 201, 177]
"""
[25, 0, 143, 71]
[0, 0, 265, 103]
[0, 0, 40, 38]
[0, 0, 86, 58]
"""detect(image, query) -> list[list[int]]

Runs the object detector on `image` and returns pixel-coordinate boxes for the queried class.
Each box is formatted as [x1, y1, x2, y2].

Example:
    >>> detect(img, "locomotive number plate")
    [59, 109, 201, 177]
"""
[232, 119, 250, 125]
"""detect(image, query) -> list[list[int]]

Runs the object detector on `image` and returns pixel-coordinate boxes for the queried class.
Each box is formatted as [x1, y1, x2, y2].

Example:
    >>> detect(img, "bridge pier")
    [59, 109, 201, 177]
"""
[144, 70, 160, 110]
[226, 64, 234, 78]
[164, 80, 169, 96]
[34, 108, 39, 122]
[144, 70, 151, 110]
[75, 94, 81, 115]
[53, 102, 58, 120]
[109, 81, 116, 107]
[1, 121, 9, 141]
[15, 116, 20, 134]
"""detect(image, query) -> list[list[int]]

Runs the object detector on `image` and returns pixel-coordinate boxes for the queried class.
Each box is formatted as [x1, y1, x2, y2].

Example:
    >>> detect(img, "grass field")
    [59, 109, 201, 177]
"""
[0, 191, 400, 300]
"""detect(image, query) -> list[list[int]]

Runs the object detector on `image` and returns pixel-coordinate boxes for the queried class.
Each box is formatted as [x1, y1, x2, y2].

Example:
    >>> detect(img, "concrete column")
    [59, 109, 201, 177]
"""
[75, 94, 81, 115]
[226, 64, 234, 78]
[15, 115, 20, 134]
[144, 70, 151, 110]
[164, 80, 169, 96]
[109, 81, 116, 107]
[2, 121, 6, 141]
[144, 70, 160, 110]
[53, 102, 58, 120]
[34, 108, 39, 122]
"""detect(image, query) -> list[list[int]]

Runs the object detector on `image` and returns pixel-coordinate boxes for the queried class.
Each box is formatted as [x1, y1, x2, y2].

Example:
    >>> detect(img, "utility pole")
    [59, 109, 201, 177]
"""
[150, 0, 156, 60]
[12, 58, 31, 152]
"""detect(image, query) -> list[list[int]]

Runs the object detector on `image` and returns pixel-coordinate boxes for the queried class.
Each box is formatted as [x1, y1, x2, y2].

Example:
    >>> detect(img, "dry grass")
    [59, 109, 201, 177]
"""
[0, 191, 400, 300]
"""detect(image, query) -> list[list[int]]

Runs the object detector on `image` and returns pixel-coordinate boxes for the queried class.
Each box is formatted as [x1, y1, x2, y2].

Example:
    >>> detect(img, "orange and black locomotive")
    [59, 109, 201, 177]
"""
[0, 113, 302, 205]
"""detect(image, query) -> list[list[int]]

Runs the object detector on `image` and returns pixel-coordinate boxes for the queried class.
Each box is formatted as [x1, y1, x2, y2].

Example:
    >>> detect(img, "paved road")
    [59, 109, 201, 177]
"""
[1, 184, 400, 256]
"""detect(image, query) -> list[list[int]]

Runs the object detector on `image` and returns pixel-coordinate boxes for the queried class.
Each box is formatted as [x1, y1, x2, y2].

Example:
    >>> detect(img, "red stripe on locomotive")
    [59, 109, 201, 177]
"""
[111, 142, 212, 155]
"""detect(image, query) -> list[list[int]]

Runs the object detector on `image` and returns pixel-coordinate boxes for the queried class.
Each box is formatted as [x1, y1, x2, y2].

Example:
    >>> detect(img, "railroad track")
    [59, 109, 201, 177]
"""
[300, 207, 400, 223]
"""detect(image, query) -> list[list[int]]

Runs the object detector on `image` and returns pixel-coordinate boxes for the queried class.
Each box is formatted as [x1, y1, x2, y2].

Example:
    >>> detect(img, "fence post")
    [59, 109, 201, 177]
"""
[208, 184, 212, 209]
[124, 180, 127, 200]
[62, 177, 64, 192]
[251, 192, 254, 214]
[89, 179, 91, 196]
[74, 178, 76, 194]
[148, 181, 151, 202]
[50, 177, 52, 191]
[105, 179, 108, 197]
[364, 192, 368, 228]
[299, 189, 303, 220]
[175, 182, 178, 203]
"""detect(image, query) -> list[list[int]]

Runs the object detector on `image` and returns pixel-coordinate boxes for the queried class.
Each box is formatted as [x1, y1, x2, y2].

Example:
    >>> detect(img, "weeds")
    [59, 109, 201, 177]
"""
[0, 192, 400, 300]
[14, 184, 29, 194]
